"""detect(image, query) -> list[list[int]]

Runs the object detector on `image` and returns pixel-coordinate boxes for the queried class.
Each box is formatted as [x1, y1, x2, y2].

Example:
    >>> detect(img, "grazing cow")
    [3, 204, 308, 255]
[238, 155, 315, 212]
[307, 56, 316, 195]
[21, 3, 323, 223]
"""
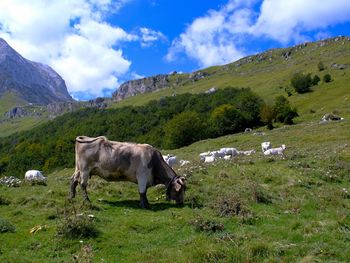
[264, 145, 286, 156]
[261, 141, 271, 153]
[25, 170, 46, 181]
[70, 136, 186, 209]
[219, 147, 238, 157]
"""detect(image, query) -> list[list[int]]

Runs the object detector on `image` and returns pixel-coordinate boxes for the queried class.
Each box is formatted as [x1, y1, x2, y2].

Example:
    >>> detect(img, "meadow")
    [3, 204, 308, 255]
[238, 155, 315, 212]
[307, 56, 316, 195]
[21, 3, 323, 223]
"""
[1, 117, 350, 262]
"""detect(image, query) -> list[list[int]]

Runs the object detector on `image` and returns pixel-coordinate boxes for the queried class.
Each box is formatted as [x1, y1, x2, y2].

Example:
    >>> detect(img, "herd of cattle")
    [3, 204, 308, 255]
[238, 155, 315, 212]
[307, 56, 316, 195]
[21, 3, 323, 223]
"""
[162, 141, 286, 167]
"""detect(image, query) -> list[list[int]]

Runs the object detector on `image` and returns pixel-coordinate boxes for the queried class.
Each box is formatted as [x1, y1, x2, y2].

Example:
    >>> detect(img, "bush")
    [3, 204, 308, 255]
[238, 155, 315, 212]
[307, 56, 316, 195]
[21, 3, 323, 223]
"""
[273, 95, 298, 124]
[0, 196, 10, 205]
[190, 216, 224, 233]
[291, 72, 312, 93]
[56, 205, 100, 239]
[312, 75, 321, 85]
[0, 217, 16, 233]
[318, 61, 325, 71]
[323, 73, 332, 83]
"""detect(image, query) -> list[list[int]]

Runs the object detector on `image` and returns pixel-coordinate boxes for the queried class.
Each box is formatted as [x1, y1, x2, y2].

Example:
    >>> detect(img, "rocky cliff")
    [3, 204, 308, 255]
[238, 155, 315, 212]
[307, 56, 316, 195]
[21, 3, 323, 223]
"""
[112, 74, 171, 101]
[0, 38, 73, 105]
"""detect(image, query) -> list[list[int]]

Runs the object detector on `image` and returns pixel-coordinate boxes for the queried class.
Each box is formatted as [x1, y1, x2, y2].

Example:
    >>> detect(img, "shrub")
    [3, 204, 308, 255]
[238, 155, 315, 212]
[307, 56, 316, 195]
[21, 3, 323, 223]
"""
[323, 73, 332, 83]
[190, 216, 224, 233]
[0, 196, 10, 205]
[312, 75, 321, 86]
[215, 193, 249, 217]
[0, 217, 16, 233]
[291, 72, 312, 93]
[57, 213, 99, 239]
[318, 61, 325, 71]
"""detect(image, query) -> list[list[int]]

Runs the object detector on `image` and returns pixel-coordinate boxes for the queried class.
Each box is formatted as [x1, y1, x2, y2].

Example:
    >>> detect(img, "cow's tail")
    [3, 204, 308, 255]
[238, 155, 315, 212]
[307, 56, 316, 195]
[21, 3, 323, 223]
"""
[75, 136, 108, 144]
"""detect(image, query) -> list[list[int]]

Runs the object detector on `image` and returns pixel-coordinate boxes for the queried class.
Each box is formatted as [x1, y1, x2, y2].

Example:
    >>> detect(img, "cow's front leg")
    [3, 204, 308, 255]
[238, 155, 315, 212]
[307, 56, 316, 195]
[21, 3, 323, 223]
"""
[139, 192, 150, 209]
[137, 176, 150, 209]
[80, 170, 91, 202]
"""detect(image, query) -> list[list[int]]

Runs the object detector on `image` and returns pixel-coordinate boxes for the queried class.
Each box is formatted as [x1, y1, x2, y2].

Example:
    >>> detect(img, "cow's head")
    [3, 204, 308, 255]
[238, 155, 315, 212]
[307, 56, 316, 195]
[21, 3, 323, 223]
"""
[166, 176, 186, 205]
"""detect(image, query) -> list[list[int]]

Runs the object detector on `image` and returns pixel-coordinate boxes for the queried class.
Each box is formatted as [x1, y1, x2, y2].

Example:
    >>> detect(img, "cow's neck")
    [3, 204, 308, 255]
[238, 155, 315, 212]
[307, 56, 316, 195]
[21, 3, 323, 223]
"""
[154, 164, 177, 186]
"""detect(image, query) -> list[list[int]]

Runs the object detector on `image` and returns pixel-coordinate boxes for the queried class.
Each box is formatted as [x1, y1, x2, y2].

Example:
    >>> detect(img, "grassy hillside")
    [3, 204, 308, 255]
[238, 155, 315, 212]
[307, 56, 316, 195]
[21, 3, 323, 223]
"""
[1, 37, 349, 137]
[113, 37, 350, 123]
[1, 118, 349, 262]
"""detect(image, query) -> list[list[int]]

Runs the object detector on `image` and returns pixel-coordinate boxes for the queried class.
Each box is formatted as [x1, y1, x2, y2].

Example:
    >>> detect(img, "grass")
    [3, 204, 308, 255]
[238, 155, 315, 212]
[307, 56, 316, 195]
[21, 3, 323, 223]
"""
[1, 118, 350, 262]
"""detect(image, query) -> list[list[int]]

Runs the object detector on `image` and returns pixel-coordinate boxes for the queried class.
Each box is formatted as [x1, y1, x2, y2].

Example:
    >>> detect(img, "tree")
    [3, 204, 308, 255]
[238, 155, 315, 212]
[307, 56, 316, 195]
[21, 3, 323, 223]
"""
[210, 104, 246, 136]
[260, 104, 276, 130]
[273, 95, 298, 124]
[323, 73, 332, 83]
[163, 111, 207, 149]
[291, 72, 312, 93]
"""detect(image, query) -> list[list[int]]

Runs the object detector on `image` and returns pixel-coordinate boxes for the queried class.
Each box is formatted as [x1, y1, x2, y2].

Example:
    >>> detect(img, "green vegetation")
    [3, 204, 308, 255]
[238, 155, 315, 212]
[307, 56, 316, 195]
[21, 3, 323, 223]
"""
[1, 87, 287, 177]
[0, 36, 349, 262]
[323, 73, 332, 83]
[1, 119, 350, 262]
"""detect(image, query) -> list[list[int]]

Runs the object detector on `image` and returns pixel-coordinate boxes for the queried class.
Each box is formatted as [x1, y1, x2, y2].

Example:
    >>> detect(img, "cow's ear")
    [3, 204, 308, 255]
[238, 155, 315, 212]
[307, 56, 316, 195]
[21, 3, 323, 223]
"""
[174, 180, 182, 192]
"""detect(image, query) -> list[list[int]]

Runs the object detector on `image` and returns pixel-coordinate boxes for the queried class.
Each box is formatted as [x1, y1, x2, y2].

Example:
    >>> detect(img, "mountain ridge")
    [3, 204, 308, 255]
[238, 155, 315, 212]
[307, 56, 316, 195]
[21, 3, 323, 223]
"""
[0, 38, 73, 105]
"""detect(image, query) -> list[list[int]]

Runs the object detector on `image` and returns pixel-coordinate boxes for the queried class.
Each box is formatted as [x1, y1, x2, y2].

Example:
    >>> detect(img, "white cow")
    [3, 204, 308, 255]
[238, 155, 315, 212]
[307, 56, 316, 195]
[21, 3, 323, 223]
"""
[166, 156, 179, 167]
[264, 145, 286, 156]
[219, 148, 238, 157]
[261, 142, 271, 153]
[25, 170, 46, 181]
[204, 155, 216, 163]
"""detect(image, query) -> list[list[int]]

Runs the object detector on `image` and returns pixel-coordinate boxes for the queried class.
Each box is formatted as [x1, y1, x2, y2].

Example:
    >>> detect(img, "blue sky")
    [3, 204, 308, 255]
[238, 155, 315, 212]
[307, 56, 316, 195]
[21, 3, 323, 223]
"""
[0, 0, 350, 100]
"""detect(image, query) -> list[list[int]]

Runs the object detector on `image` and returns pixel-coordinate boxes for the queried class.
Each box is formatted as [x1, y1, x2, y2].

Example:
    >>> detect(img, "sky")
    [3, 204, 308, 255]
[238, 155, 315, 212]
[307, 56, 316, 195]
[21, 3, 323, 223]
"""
[0, 0, 350, 101]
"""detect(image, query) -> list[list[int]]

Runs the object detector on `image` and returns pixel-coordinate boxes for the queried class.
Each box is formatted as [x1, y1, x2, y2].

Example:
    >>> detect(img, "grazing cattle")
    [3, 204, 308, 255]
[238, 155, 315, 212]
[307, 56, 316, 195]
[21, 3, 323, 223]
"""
[25, 170, 46, 181]
[261, 141, 271, 153]
[238, 149, 256, 156]
[320, 113, 344, 124]
[204, 155, 216, 163]
[264, 145, 286, 156]
[70, 136, 186, 209]
[219, 147, 238, 157]
[179, 160, 190, 167]
[166, 156, 179, 167]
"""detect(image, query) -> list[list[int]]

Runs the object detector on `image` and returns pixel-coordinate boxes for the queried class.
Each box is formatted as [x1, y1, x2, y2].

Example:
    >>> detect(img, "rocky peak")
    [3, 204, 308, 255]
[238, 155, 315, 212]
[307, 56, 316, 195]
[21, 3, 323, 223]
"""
[0, 38, 73, 105]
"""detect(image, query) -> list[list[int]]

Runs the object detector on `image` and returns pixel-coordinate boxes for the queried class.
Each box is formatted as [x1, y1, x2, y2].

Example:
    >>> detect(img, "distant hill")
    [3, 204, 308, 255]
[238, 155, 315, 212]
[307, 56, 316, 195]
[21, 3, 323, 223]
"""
[112, 36, 350, 121]
[0, 38, 73, 106]
[1, 36, 349, 137]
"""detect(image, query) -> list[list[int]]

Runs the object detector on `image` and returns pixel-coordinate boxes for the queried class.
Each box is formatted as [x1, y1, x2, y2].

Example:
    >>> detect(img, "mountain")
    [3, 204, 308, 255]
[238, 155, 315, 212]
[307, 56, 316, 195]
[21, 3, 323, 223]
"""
[112, 36, 350, 106]
[0, 38, 73, 105]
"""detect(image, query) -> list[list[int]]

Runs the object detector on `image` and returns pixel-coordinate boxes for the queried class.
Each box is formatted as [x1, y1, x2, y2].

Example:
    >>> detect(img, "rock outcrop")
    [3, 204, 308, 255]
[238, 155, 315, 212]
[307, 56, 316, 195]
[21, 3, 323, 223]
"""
[112, 74, 170, 101]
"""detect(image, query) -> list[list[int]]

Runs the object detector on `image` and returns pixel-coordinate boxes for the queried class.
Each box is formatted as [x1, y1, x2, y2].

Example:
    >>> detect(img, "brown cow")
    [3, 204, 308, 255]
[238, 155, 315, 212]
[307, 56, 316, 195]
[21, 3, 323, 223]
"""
[70, 136, 186, 208]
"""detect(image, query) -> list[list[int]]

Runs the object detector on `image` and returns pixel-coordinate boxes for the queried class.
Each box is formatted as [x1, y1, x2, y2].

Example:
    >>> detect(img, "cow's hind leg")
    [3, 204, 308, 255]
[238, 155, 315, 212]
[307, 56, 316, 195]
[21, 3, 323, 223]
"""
[80, 170, 91, 202]
[70, 169, 80, 199]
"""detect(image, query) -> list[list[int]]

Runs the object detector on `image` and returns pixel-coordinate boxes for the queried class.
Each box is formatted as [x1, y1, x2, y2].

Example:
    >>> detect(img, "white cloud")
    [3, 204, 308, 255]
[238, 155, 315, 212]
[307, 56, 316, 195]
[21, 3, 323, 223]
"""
[167, 0, 350, 68]
[0, 0, 134, 99]
[139, 27, 167, 47]
[252, 0, 350, 43]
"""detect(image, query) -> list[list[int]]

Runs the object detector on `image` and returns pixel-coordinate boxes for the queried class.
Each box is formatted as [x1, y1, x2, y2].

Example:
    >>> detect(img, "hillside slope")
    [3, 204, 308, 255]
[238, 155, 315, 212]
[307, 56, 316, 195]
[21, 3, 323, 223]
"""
[1, 36, 349, 137]
[113, 36, 350, 122]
